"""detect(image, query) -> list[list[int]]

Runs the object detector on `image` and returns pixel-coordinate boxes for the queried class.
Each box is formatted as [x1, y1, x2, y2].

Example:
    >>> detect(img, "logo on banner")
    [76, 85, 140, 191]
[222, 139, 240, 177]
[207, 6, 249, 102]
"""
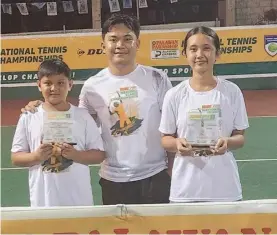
[77, 49, 85, 56]
[151, 39, 180, 59]
[77, 48, 104, 56]
[264, 35, 277, 57]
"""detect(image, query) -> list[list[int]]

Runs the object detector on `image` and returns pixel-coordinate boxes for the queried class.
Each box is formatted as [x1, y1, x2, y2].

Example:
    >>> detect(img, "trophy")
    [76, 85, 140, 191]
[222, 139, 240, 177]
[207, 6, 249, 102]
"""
[187, 107, 221, 157]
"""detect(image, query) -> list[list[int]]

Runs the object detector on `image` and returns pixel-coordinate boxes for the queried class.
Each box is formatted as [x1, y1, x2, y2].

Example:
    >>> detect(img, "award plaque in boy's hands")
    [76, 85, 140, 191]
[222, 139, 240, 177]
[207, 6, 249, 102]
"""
[42, 111, 75, 144]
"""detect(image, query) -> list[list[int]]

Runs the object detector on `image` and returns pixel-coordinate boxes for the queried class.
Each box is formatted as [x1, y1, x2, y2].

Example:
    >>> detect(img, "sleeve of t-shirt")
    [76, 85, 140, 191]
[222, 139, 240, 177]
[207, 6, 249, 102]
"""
[79, 83, 97, 115]
[157, 72, 173, 111]
[159, 89, 177, 135]
[11, 114, 30, 153]
[233, 87, 249, 130]
[84, 112, 104, 151]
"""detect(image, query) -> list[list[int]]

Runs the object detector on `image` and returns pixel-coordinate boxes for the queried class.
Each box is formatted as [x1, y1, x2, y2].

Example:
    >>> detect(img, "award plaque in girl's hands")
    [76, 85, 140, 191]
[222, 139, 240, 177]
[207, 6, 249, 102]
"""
[187, 105, 221, 156]
[186, 105, 221, 155]
[191, 145, 213, 157]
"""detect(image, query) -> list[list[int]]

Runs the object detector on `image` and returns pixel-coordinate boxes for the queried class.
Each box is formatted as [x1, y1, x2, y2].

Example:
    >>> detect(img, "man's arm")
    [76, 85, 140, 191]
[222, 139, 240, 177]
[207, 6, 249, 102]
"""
[21, 100, 43, 113]
[79, 84, 99, 125]
[156, 71, 173, 111]
[68, 110, 105, 164]
[166, 152, 175, 177]
[91, 114, 98, 123]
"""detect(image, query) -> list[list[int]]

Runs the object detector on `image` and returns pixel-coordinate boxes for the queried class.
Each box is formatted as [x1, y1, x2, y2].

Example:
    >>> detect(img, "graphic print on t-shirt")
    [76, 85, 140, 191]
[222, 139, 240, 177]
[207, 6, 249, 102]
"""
[108, 86, 143, 136]
[187, 104, 222, 146]
[41, 143, 73, 173]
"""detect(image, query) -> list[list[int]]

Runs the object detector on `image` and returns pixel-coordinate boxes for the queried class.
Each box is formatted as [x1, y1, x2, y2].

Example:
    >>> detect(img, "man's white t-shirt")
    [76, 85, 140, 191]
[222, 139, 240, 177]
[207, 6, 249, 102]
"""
[79, 64, 172, 182]
[159, 79, 249, 202]
[11, 104, 104, 207]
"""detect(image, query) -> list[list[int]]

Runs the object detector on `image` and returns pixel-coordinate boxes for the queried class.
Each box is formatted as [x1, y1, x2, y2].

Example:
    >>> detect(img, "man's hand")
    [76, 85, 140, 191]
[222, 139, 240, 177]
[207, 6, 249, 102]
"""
[176, 138, 193, 157]
[34, 143, 53, 162]
[21, 100, 42, 113]
[210, 138, 228, 155]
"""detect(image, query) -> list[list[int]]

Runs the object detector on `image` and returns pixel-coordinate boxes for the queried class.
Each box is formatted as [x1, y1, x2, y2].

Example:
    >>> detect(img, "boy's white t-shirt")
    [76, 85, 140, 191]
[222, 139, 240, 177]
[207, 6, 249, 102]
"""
[159, 79, 249, 202]
[79, 64, 172, 182]
[11, 104, 104, 207]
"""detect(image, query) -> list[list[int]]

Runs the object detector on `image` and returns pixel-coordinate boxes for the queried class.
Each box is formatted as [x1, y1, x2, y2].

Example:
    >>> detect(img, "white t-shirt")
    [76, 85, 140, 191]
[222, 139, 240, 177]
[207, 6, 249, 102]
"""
[79, 64, 172, 182]
[159, 79, 249, 202]
[11, 104, 104, 207]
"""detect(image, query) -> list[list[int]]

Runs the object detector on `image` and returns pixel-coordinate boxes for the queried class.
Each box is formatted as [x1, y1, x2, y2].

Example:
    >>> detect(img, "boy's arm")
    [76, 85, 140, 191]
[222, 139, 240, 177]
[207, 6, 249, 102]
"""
[12, 152, 41, 167]
[11, 114, 40, 167]
[11, 114, 30, 166]
[12, 144, 53, 167]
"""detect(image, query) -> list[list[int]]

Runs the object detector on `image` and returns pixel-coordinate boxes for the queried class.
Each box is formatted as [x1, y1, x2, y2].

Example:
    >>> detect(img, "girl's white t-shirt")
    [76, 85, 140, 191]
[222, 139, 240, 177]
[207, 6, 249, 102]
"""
[159, 79, 249, 202]
[11, 104, 104, 207]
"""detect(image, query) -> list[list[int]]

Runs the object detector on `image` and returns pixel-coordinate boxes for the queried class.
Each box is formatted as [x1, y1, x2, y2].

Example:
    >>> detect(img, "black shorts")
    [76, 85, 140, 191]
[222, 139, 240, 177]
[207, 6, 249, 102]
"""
[99, 169, 171, 205]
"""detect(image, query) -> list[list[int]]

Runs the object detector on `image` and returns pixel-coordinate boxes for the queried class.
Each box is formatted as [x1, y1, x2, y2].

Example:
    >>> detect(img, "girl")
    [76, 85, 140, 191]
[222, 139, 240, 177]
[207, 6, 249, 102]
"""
[159, 26, 249, 203]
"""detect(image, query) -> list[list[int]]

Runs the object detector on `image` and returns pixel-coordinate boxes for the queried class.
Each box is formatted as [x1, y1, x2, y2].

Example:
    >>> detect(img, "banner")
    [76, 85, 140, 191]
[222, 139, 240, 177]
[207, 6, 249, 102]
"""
[1, 200, 277, 234]
[1, 25, 277, 84]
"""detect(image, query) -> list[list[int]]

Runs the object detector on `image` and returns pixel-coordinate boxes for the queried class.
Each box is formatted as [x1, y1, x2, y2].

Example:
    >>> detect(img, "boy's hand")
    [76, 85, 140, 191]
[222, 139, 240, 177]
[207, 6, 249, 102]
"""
[34, 143, 53, 162]
[57, 143, 78, 160]
[21, 100, 42, 113]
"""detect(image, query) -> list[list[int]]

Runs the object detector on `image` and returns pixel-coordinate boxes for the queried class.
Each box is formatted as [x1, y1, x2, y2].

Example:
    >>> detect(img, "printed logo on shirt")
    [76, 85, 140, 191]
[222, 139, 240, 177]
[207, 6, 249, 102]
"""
[41, 144, 73, 173]
[108, 86, 143, 137]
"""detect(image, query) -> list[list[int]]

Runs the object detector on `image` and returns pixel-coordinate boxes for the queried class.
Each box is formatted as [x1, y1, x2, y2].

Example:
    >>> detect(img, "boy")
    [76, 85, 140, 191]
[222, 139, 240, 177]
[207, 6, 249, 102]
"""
[11, 59, 105, 207]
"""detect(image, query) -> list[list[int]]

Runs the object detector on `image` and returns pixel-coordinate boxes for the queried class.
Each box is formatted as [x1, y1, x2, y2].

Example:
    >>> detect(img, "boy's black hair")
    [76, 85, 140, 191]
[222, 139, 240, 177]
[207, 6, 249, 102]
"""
[102, 13, 140, 39]
[182, 26, 221, 55]
[38, 59, 71, 80]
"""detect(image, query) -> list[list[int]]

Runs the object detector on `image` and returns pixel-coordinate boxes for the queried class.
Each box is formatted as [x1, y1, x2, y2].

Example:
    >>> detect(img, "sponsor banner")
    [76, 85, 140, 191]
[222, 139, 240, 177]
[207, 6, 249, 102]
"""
[1, 200, 277, 234]
[1, 26, 276, 84]
[2, 62, 277, 86]
[151, 39, 180, 59]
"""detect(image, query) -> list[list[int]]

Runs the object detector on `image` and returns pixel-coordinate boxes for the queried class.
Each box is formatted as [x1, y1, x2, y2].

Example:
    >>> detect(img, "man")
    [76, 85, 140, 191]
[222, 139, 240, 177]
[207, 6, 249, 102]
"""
[22, 14, 173, 205]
